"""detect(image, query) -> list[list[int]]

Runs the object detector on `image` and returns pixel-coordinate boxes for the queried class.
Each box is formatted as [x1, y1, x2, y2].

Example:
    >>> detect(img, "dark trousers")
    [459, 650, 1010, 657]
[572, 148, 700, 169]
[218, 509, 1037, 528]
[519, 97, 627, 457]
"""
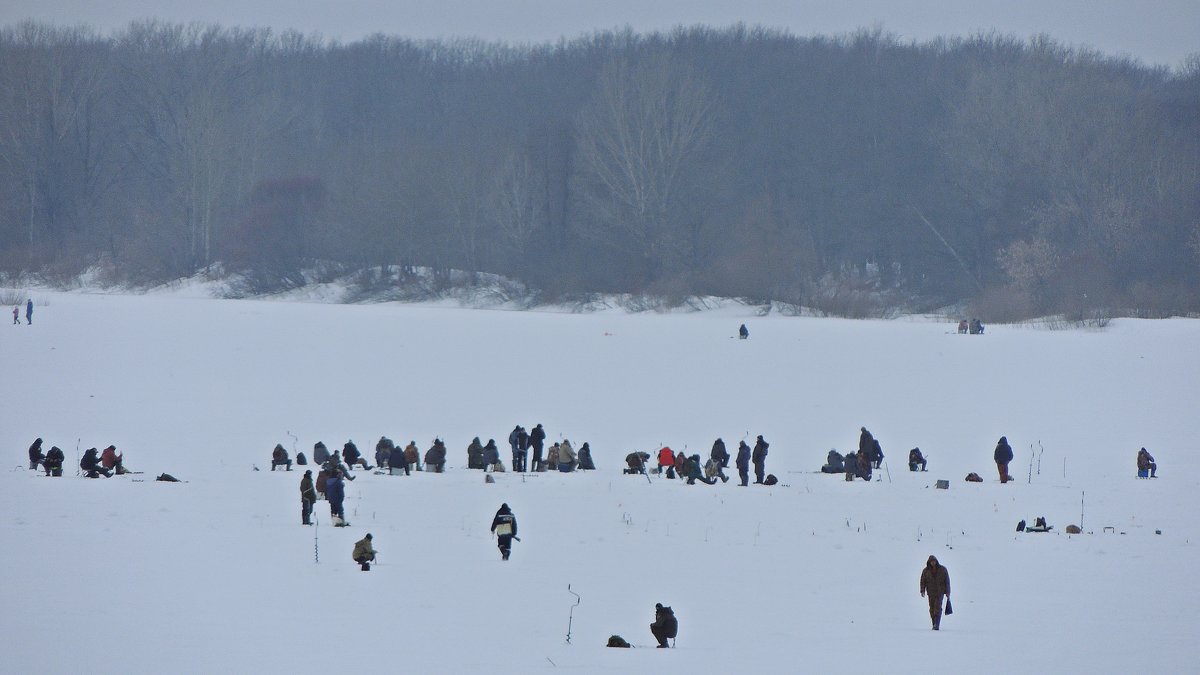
[497, 534, 513, 560]
[302, 498, 314, 524]
[329, 500, 344, 519]
[997, 462, 1010, 483]
[927, 593, 945, 628]
[687, 475, 716, 485]
[651, 624, 671, 648]
[513, 451, 526, 472]
[754, 461, 765, 483]
[738, 467, 749, 486]
[909, 460, 927, 471]
[531, 447, 543, 471]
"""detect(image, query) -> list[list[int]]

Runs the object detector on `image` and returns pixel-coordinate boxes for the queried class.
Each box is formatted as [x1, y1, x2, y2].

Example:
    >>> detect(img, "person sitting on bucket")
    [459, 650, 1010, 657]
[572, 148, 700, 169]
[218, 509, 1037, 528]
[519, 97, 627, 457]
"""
[353, 534, 376, 570]
[739, 324, 749, 339]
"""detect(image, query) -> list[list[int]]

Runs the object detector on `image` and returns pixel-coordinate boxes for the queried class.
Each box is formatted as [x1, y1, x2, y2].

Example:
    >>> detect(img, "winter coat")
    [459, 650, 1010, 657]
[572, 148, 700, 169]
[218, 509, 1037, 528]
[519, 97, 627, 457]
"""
[343, 442, 361, 464]
[491, 505, 517, 537]
[300, 474, 317, 501]
[736, 442, 751, 470]
[101, 446, 122, 469]
[80, 449, 103, 471]
[28, 439, 44, 463]
[425, 442, 446, 465]
[871, 439, 884, 464]
[375, 437, 395, 465]
[710, 439, 729, 466]
[517, 428, 530, 451]
[673, 452, 687, 476]
[45, 446, 64, 465]
[467, 437, 484, 468]
[529, 425, 546, 450]
[547, 445, 560, 467]
[353, 536, 376, 561]
[752, 437, 769, 464]
[626, 452, 649, 470]
[578, 443, 595, 470]
[325, 475, 345, 505]
[272, 445, 288, 462]
[858, 429, 874, 455]
[508, 427, 520, 451]
[313, 442, 330, 465]
[653, 605, 678, 638]
[1137, 449, 1155, 470]
[658, 447, 675, 469]
[684, 455, 703, 480]
[920, 556, 951, 597]
[994, 437, 1014, 464]
[909, 448, 925, 464]
[404, 443, 420, 466]
[844, 452, 858, 474]
[825, 450, 844, 471]
[315, 470, 330, 495]
[558, 440, 576, 465]
[388, 446, 407, 469]
[483, 440, 500, 466]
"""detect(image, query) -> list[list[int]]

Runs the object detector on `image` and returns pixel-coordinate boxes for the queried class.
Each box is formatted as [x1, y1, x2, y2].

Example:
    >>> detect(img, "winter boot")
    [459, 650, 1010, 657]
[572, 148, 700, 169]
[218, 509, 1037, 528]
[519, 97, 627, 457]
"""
[360, 562, 370, 571]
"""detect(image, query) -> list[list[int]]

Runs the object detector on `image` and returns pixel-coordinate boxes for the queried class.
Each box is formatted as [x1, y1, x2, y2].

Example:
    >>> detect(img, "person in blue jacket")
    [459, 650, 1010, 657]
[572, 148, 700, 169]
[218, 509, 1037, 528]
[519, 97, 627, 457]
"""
[325, 471, 346, 525]
[736, 441, 751, 486]
[25, 299, 33, 325]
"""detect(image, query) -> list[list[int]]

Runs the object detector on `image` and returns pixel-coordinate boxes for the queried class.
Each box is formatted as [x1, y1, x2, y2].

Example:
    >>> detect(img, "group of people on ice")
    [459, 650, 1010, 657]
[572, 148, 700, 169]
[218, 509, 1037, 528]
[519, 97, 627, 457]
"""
[624, 434, 773, 486]
[27, 438, 128, 477]
[504, 424, 595, 473]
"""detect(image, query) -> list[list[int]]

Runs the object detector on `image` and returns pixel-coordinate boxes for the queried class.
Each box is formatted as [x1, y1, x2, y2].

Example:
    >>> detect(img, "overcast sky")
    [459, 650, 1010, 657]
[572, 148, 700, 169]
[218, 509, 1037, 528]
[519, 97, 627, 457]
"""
[3, 0, 1197, 68]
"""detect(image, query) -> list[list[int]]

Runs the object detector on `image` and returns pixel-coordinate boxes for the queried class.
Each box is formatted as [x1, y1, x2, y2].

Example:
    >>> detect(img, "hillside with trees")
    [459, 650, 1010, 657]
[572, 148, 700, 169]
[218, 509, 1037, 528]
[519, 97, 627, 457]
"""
[1, 22, 1197, 317]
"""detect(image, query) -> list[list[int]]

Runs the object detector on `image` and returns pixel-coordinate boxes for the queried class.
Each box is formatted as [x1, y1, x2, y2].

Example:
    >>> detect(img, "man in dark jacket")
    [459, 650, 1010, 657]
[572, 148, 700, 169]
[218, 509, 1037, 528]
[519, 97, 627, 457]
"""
[425, 439, 447, 473]
[271, 444, 292, 471]
[483, 439, 501, 471]
[28, 438, 45, 470]
[919, 555, 951, 630]
[871, 438, 884, 469]
[577, 443, 595, 470]
[508, 426, 522, 471]
[44, 446, 65, 476]
[843, 451, 858, 481]
[994, 436, 1014, 483]
[736, 441, 751, 486]
[467, 437, 484, 469]
[1137, 447, 1157, 477]
[751, 435, 769, 484]
[375, 437, 395, 469]
[343, 440, 371, 471]
[325, 471, 346, 524]
[313, 441, 331, 466]
[300, 470, 317, 525]
[80, 448, 111, 478]
[515, 426, 529, 472]
[650, 603, 678, 648]
[490, 503, 518, 560]
[710, 438, 729, 468]
[822, 449, 844, 474]
[684, 455, 717, 485]
[529, 424, 546, 472]
[388, 443, 410, 475]
[909, 448, 927, 472]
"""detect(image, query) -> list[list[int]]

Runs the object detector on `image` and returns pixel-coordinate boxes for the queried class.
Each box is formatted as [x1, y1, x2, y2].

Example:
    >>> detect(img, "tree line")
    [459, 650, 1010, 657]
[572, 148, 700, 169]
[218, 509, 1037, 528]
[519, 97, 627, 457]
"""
[1, 21, 1197, 317]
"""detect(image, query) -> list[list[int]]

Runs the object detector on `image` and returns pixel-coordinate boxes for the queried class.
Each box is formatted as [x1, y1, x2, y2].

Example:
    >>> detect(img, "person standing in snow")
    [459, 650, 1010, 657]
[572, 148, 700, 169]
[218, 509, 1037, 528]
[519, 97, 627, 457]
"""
[739, 324, 749, 339]
[28, 438, 44, 470]
[326, 470, 346, 525]
[490, 503, 517, 561]
[300, 470, 317, 525]
[516, 426, 529, 472]
[919, 555, 951, 630]
[508, 426, 522, 471]
[736, 441, 751, 486]
[529, 424, 546, 472]
[871, 438, 884, 469]
[353, 533, 376, 570]
[752, 435, 769, 484]
[25, 298, 33, 325]
[994, 436, 1014, 483]
[710, 438, 730, 469]
[650, 603, 678, 648]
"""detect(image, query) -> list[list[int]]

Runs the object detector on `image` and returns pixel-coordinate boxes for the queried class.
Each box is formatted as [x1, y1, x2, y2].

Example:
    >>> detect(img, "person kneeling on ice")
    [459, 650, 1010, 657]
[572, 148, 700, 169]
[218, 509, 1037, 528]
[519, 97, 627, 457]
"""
[326, 470, 347, 525]
[43, 446, 65, 476]
[919, 555, 951, 630]
[739, 323, 749, 339]
[822, 449, 844, 474]
[353, 533, 376, 570]
[271, 444, 292, 471]
[685, 454, 718, 485]
[650, 603, 678, 648]
[624, 451, 650, 475]
[908, 447, 927, 472]
[657, 446, 676, 477]
[80, 448, 112, 478]
[1137, 447, 1157, 477]
[490, 503, 518, 561]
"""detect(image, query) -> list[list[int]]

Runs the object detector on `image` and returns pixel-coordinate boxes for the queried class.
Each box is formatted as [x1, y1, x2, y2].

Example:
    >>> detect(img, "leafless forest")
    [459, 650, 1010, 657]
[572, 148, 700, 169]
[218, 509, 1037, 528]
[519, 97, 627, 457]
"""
[1, 22, 1197, 317]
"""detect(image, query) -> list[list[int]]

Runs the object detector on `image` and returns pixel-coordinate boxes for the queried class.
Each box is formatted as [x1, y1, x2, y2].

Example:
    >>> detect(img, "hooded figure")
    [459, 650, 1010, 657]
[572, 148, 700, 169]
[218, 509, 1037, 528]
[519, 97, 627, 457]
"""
[313, 442, 331, 466]
[388, 443, 410, 475]
[467, 437, 485, 469]
[751, 435, 769, 484]
[739, 324, 749, 339]
[529, 424, 546, 471]
[919, 555, 951, 630]
[909, 448, 927, 472]
[300, 471, 317, 525]
[44, 446, 65, 476]
[425, 440, 447, 473]
[557, 439, 577, 472]
[1137, 447, 1157, 477]
[822, 449, 844, 474]
[353, 533, 376, 570]
[710, 438, 730, 468]
[490, 503, 518, 560]
[994, 436, 1014, 483]
[28, 438, 44, 470]
[375, 437, 395, 468]
[271, 444, 291, 471]
[80, 448, 111, 478]
[650, 603, 678, 648]
[736, 441, 751, 486]
[578, 442, 595, 470]
[483, 439, 501, 471]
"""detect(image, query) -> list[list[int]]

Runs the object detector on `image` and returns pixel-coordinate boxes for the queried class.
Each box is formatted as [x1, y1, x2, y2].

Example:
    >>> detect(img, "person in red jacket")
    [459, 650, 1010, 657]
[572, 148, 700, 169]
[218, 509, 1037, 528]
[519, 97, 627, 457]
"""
[657, 447, 675, 477]
[100, 445, 127, 475]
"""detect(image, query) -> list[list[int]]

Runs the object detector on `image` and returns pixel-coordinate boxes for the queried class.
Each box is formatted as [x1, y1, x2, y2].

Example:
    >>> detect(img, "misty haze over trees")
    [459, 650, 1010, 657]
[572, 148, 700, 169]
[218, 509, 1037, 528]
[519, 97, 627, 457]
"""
[1, 21, 1197, 318]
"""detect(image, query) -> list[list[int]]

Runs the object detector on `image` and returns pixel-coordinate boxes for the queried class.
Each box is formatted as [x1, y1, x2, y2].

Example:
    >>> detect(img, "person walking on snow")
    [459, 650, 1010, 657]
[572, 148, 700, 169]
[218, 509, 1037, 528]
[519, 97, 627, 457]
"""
[994, 436, 1014, 483]
[752, 435, 769, 484]
[490, 503, 518, 560]
[12, 305, 18, 325]
[325, 471, 346, 525]
[529, 424, 546, 472]
[919, 555, 951, 630]
[25, 298, 32, 325]
[300, 470, 317, 525]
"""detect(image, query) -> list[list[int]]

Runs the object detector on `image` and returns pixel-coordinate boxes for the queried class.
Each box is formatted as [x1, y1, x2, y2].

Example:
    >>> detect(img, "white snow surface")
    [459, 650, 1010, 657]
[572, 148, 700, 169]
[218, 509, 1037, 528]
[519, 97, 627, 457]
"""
[3, 291, 1198, 674]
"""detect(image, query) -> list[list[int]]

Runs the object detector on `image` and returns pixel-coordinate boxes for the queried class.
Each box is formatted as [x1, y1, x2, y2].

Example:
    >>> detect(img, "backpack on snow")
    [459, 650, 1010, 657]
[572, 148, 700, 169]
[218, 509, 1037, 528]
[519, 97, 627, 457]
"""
[607, 635, 631, 648]
[296, 452, 307, 465]
[156, 473, 181, 482]
[965, 473, 983, 482]
[763, 474, 778, 486]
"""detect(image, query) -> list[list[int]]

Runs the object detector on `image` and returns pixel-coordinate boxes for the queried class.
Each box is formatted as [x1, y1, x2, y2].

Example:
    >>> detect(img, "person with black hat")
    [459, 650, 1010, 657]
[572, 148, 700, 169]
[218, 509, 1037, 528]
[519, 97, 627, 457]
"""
[490, 503, 518, 560]
[353, 534, 376, 570]
[751, 435, 769, 484]
[300, 470, 317, 525]
[650, 603, 678, 647]
[529, 424, 546, 472]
